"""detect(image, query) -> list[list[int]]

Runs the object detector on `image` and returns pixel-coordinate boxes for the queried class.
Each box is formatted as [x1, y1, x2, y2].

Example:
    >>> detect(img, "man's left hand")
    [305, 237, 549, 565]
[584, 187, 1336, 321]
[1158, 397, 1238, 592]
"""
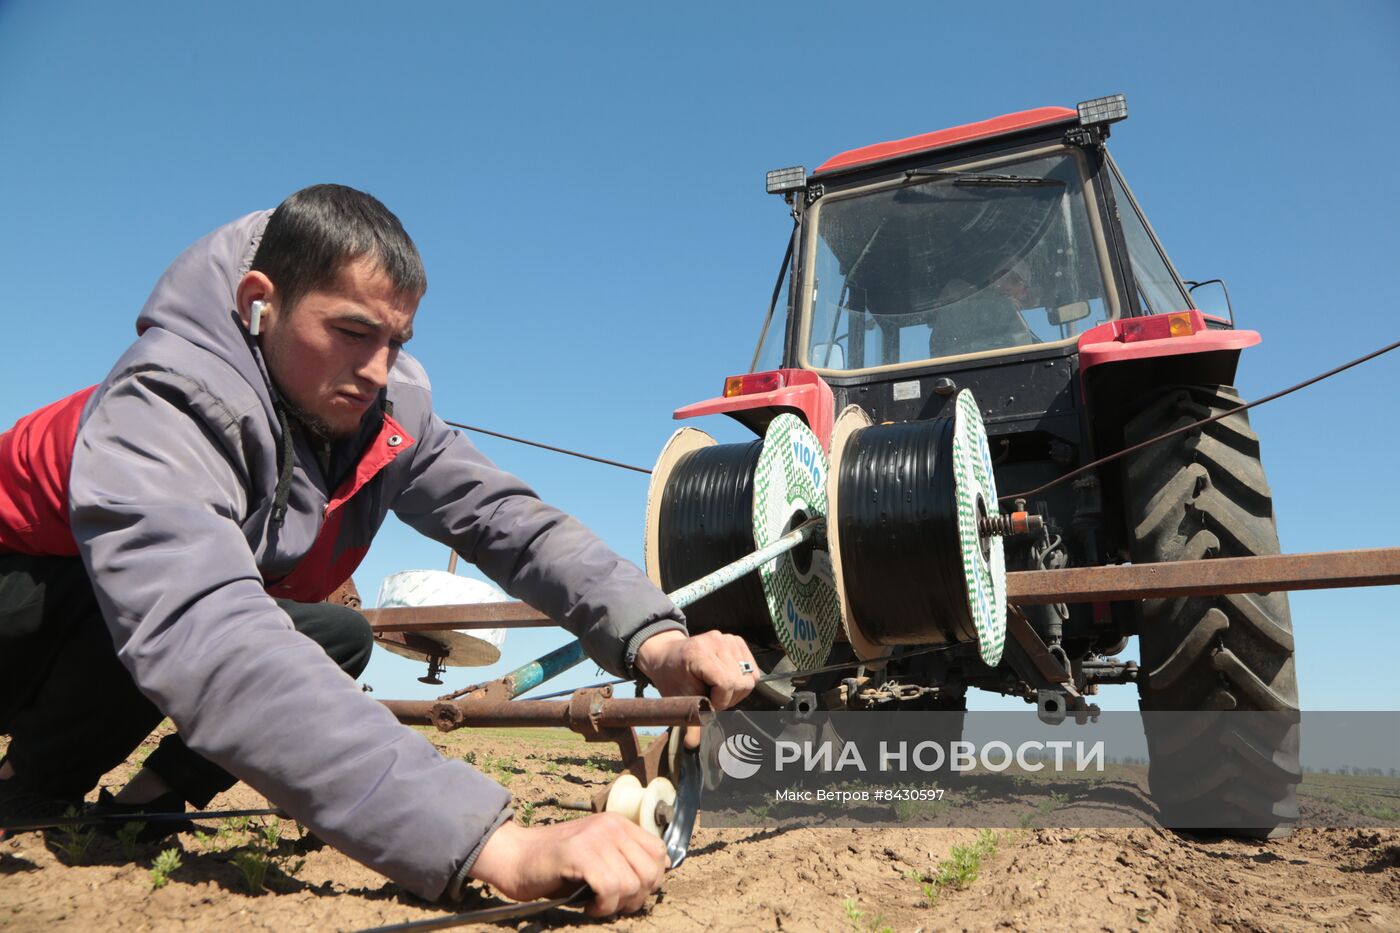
[634, 630, 758, 725]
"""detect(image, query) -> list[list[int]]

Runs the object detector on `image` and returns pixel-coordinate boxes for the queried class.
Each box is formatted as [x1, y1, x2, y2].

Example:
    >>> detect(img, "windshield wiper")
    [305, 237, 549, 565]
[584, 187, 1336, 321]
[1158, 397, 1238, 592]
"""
[903, 169, 1064, 187]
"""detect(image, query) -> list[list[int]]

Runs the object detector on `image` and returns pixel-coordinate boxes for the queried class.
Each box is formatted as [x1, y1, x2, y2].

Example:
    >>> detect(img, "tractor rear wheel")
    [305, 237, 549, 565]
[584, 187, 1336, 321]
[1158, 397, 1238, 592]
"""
[1122, 384, 1300, 838]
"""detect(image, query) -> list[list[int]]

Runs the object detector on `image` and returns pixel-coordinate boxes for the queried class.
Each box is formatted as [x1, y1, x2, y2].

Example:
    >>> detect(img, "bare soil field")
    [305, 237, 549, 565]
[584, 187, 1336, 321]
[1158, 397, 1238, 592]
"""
[3, 724, 1397, 932]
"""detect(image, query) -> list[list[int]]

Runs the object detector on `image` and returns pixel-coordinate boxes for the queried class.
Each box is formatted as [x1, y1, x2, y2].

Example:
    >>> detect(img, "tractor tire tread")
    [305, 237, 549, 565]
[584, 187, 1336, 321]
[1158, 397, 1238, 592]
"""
[1123, 383, 1300, 839]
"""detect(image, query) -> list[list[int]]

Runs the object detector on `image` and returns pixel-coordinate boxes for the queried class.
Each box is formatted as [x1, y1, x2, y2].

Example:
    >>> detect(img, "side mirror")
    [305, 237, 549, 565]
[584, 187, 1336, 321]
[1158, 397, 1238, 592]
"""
[1047, 301, 1091, 327]
[1185, 279, 1235, 326]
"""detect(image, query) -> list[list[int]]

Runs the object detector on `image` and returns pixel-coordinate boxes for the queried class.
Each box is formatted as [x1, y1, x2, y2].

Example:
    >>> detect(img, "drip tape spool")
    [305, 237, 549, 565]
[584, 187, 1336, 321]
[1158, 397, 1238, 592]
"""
[646, 430, 770, 643]
[829, 391, 1006, 666]
[645, 417, 842, 668]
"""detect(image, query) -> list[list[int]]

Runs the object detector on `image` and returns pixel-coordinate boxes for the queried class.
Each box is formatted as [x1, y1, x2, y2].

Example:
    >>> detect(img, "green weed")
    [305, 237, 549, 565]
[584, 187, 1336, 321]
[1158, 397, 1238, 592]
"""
[220, 815, 250, 838]
[1019, 790, 1070, 829]
[232, 849, 269, 895]
[469, 754, 518, 785]
[149, 847, 181, 889]
[841, 898, 892, 933]
[911, 830, 999, 906]
[746, 800, 773, 820]
[518, 801, 536, 827]
[229, 819, 305, 895]
[115, 821, 146, 860]
[53, 807, 95, 865]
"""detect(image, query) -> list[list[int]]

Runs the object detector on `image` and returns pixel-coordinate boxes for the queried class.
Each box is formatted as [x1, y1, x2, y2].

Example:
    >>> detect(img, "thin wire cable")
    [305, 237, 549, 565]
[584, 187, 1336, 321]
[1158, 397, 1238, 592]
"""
[756, 639, 961, 684]
[444, 420, 651, 474]
[1000, 336, 1400, 503]
[522, 678, 627, 701]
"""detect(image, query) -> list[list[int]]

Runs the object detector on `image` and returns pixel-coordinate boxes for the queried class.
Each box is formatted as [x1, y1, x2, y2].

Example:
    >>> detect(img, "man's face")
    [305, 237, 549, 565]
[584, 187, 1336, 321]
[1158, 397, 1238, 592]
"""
[260, 257, 418, 439]
[998, 271, 1035, 308]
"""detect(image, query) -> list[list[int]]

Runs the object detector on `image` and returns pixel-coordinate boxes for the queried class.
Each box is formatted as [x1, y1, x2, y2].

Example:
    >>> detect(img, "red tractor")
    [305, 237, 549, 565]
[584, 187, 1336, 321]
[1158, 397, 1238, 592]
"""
[660, 95, 1299, 837]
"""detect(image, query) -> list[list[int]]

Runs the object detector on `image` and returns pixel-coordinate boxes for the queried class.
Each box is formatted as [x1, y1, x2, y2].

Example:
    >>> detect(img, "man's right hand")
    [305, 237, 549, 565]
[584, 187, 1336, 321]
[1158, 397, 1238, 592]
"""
[468, 813, 667, 917]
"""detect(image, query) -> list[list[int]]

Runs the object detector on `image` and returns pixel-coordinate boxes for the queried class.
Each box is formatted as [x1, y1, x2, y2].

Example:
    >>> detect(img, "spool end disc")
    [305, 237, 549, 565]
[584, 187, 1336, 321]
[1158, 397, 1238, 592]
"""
[753, 414, 842, 670]
[826, 405, 890, 663]
[644, 427, 718, 589]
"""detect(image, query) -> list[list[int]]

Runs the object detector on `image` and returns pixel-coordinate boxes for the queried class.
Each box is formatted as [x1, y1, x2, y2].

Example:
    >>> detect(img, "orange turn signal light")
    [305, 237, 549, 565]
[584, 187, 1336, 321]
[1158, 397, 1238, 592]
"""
[1121, 311, 1199, 343]
[1168, 311, 1195, 337]
[723, 371, 786, 398]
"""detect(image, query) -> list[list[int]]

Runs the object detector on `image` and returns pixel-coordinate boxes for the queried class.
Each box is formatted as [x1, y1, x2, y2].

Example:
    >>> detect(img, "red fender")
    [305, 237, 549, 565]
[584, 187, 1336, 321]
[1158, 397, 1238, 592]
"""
[673, 369, 835, 451]
[1077, 310, 1259, 373]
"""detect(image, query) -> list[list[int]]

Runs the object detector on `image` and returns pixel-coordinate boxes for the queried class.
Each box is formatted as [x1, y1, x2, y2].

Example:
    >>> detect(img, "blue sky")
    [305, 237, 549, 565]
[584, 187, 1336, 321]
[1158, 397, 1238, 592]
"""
[1, 1, 1395, 711]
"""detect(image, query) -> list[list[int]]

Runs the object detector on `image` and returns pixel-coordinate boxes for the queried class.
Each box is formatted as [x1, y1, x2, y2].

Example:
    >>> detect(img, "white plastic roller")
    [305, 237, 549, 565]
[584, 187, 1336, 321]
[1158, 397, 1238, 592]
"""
[605, 774, 678, 838]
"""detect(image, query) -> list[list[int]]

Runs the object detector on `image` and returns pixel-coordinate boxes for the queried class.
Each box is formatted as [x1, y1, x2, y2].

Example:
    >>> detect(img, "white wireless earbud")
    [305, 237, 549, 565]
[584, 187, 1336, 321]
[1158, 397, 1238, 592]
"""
[249, 300, 267, 336]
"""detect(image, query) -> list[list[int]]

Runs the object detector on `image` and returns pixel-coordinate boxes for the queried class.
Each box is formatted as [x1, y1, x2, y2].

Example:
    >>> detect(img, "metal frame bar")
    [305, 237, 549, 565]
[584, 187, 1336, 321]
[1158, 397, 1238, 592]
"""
[1007, 547, 1400, 604]
[382, 692, 709, 732]
[369, 546, 1400, 632]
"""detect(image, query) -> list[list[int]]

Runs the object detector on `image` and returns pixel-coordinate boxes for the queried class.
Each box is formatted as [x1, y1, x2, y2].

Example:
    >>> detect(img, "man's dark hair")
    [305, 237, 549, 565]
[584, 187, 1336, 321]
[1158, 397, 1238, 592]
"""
[251, 184, 426, 312]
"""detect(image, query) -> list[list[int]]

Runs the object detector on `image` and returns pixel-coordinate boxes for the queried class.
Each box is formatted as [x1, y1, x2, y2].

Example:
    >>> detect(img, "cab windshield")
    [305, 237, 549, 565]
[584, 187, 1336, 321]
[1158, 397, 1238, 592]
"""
[803, 149, 1113, 371]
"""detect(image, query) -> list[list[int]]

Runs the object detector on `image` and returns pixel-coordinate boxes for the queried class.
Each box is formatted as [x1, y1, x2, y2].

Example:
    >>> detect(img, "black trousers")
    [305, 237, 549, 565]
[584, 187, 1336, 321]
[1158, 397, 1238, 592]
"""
[0, 554, 372, 808]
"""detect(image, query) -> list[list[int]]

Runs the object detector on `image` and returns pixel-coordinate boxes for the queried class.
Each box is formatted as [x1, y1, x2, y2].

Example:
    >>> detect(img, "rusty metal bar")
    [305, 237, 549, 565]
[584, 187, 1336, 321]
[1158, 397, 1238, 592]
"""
[1007, 547, 1400, 605]
[364, 601, 553, 632]
[369, 547, 1400, 630]
[381, 699, 436, 726]
[1004, 607, 1071, 685]
[384, 694, 710, 732]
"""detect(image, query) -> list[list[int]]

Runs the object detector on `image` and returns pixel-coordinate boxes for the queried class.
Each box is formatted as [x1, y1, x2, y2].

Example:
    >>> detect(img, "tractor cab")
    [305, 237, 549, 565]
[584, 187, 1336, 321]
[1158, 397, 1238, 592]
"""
[804, 148, 1111, 368]
[760, 95, 1198, 385]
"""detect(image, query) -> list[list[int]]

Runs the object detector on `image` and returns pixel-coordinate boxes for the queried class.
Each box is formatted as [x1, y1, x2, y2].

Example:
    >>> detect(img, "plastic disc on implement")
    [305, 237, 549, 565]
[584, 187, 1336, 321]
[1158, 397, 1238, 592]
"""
[951, 390, 1006, 666]
[374, 571, 507, 666]
[752, 413, 842, 670]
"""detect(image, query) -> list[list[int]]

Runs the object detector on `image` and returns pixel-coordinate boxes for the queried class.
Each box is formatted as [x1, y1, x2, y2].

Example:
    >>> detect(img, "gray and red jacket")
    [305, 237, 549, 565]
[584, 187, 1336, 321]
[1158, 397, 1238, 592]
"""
[0, 211, 686, 898]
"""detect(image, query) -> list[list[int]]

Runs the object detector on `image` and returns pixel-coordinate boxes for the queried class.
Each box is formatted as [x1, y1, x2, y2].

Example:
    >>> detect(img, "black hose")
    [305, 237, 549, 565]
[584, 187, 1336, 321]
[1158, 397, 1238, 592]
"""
[657, 440, 774, 644]
[836, 417, 978, 646]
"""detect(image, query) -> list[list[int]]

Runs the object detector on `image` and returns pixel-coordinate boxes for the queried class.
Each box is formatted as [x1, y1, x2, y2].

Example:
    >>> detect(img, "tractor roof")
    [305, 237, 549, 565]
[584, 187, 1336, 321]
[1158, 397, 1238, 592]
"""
[813, 106, 1077, 176]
